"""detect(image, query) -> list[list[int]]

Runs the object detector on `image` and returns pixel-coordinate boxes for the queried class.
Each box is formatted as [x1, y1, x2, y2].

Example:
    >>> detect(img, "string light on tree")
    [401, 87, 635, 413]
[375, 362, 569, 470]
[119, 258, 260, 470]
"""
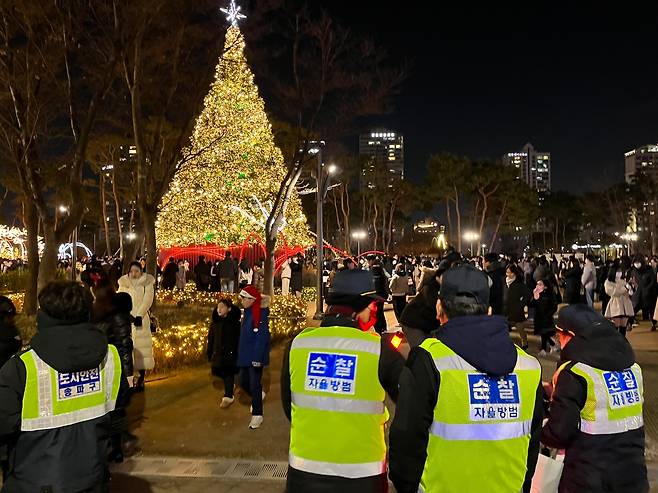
[156, 13, 310, 249]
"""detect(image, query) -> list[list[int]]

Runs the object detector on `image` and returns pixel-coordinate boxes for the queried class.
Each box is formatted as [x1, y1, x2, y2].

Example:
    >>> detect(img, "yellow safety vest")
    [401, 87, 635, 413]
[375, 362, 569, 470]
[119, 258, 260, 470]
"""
[20, 345, 122, 431]
[553, 361, 644, 435]
[419, 338, 541, 493]
[288, 326, 388, 478]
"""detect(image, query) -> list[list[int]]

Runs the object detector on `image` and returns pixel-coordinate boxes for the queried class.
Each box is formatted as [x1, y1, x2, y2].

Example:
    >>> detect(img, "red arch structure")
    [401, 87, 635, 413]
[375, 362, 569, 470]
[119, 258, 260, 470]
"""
[158, 232, 313, 274]
[158, 233, 386, 273]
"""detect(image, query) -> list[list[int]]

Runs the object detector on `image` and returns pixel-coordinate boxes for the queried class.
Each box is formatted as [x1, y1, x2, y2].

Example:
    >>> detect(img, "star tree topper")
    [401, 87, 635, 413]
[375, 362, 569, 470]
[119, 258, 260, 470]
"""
[220, 0, 246, 26]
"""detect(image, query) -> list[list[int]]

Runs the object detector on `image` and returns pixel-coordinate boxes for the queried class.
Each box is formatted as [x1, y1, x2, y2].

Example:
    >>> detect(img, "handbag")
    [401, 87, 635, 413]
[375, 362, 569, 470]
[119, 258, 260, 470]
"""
[149, 311, 159, 334]
[531, 451, 564, 493]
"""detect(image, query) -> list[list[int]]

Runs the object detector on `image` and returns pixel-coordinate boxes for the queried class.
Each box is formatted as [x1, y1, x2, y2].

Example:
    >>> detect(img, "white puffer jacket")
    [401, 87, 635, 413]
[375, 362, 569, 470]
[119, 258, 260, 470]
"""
[118, 273, 156, 371]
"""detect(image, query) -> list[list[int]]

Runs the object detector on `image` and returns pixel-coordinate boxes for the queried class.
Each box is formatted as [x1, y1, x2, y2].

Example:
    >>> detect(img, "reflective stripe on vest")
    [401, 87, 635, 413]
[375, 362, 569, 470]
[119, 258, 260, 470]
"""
[419, 338, 541, 493]
[292, 392, 385, 415]
[288, 452, 386, 479]
[430, 419, 532, 441]
[20, 346, 122, 432]
[568, 362, 644, 435]
[288, 326, 388, 478]
[290, 335, 381, 355]
[432, 352, 541, 373]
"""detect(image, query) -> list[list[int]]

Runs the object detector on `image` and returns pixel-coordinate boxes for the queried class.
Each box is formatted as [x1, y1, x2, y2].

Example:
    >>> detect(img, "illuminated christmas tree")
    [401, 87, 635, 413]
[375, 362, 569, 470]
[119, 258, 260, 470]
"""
[156, 9, 309, 249]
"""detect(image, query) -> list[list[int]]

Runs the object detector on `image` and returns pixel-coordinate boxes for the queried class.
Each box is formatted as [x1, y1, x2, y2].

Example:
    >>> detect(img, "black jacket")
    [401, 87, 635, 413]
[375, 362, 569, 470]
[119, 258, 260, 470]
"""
[161, 261, 179, 290]
[290, 260, 303, 293]
[207, 305, 241, 375]
[529, 289, 557, 334]
[0, 311, 128, 493]
[389, 315, 543, 493]
[541, 315, 648, 493]
[486, 261, 507, 315]
[562, 266, 583, 304]
[371, 265, 390, 299]
[504, 278, 530, 323]
[95, 309, 134, 384]
[281, 315, 405, 493]
[195, 260, 211, 283]
[631, 264, 657, 310]
[218, 257, 236, 280]
[0, 321, 21, 370]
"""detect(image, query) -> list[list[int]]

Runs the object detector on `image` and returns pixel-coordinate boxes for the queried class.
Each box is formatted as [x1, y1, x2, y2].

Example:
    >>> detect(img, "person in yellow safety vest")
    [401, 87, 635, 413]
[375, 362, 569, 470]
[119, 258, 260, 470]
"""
[390, 264, 544, 493]
[0, 281, 126, 493]
[281, 269, 405, 493]
[542, 304, 649, 493]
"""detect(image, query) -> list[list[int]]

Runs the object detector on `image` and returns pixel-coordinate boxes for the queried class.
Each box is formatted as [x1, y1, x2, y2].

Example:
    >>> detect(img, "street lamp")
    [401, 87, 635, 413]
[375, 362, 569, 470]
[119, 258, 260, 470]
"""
[351, 230, 367, 257]
[463, 231, 480, 256]
[310, 141, 338, 320]
[621, 232, 638, 256]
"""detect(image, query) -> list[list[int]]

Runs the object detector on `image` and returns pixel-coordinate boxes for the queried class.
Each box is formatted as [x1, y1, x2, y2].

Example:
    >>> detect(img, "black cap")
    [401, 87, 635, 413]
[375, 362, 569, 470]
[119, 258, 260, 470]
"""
[437, 251, 463, 277]
[439, 264, 491, 306]
[556, 304, 615, 336]
[329, 270, 383, 299]
[484, 252, 499, 264]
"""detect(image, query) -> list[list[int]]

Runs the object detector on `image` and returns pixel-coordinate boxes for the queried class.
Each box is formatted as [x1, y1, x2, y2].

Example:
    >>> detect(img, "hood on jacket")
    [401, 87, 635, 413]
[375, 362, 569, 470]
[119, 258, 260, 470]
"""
[31, 310, 108, 373]
[0, 319, 19, 342]
[558, 305, 635, 371]
[437, 315, 517, 377]
[485, 260, 505, 274]
[113, 292, 133, 313]
[401, 282, 440, 334]
[118, 273, 155, 290]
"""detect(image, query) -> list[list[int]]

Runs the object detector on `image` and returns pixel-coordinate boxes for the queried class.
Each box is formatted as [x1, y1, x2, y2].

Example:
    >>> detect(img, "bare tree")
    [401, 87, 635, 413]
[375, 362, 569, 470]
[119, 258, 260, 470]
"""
[0, 1, 122, 295]
[119, 0, 224, 275]
[426, 154, 472, 252]
[247, 7, 404, 294]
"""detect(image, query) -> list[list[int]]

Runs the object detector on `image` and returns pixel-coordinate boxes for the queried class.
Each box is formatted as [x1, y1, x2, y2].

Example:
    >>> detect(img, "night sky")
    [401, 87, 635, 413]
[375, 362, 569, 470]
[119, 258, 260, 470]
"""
[330, 3, 658, 192]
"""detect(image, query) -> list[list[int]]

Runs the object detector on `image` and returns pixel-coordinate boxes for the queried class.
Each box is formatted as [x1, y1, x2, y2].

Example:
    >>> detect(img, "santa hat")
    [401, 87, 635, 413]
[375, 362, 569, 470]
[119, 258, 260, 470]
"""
[240, 285, 262, 329]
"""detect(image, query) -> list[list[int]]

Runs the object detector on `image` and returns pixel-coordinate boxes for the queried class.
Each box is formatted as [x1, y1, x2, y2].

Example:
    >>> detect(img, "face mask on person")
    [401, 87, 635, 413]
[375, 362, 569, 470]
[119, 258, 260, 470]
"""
[616, 271, 623, 280]
[634, 262, 642, 269]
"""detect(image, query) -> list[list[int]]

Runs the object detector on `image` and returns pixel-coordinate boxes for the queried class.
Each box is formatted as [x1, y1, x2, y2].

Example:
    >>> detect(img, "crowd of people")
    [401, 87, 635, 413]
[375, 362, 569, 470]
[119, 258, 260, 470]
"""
[284, 250, 649, 493]
[322, 251, 658, 345]
[0, 247, 654, 492]
[0, 251, 276, 491]
[0, 259, 25, 274]
[160, 252, 301, 297]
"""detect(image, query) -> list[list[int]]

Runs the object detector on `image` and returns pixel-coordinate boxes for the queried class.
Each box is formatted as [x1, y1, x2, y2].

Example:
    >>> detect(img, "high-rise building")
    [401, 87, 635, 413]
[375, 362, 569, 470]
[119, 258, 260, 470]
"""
[624, 144, 658, 184]
[98, 144, 136, 253]
[502, 142, 551, 193]
[359, 129, 404, 188]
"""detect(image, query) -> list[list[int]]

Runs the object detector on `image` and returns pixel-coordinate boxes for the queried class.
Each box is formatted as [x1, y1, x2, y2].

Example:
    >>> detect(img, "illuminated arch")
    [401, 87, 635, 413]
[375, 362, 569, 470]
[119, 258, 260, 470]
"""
[58, 242, 93, 260]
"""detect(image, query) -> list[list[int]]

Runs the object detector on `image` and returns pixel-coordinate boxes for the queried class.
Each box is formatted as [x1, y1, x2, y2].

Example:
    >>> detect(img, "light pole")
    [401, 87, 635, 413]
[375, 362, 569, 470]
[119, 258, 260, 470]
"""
[311, 141, 338, 320]
[351, 230, 367, 257]
[463, 231, 480, 256]
[621, 232, 638, 257]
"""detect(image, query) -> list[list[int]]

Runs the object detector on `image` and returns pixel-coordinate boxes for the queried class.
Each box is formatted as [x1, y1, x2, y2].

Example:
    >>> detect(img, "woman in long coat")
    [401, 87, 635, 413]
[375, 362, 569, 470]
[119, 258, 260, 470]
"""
[118, 261, 156, 390]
